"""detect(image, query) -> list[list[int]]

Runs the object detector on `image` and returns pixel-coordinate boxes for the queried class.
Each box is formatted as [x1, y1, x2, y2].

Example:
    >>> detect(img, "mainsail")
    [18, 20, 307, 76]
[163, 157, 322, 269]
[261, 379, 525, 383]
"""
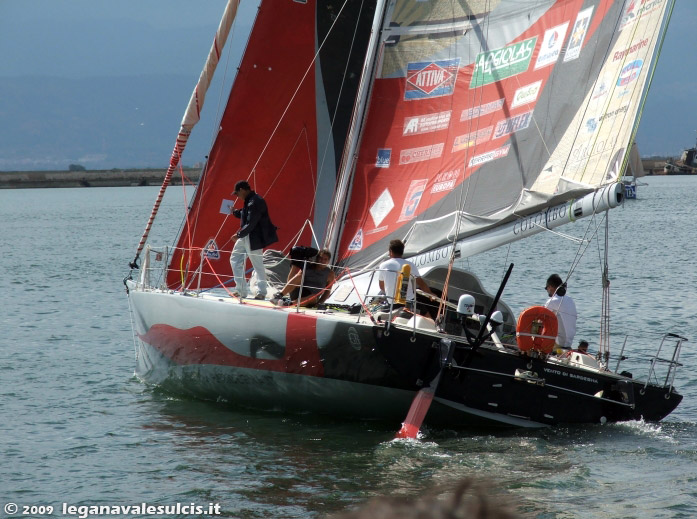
[165, 0, 377, 289]
[332, 0, 671, 270]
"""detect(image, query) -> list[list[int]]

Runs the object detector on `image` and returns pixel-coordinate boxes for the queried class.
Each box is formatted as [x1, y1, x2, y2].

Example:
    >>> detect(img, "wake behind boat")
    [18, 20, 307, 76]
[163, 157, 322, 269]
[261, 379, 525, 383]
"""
[126, 0, 685, 430]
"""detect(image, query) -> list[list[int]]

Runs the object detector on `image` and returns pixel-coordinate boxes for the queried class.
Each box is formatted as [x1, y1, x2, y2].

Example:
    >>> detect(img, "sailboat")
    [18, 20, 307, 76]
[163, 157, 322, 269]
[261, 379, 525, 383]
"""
[126, 0, 686, 430]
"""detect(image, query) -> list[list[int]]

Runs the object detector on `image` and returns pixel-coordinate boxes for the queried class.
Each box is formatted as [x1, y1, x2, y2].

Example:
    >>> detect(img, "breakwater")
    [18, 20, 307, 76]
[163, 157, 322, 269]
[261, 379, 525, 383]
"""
[0, 168, 201, 189]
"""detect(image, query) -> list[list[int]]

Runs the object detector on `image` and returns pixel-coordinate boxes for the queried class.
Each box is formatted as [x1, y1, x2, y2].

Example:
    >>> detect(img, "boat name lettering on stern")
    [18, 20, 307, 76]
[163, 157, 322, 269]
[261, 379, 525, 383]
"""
[544, 367, 598, 384]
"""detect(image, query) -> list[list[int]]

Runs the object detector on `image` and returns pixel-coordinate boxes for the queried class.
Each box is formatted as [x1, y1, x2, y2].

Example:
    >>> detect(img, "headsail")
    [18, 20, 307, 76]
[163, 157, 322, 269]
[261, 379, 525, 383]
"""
[333, 0, 673, 270]
[165, 0, 377, 290]
[131, 0, 240, 269]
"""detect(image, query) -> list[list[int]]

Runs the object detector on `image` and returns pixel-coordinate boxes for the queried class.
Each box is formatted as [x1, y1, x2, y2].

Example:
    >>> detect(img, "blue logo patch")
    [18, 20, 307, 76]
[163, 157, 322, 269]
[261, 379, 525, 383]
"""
[376, 148, 391, 168]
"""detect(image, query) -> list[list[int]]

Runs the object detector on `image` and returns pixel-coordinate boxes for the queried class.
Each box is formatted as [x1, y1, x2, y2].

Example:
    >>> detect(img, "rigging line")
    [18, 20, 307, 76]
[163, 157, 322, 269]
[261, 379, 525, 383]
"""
[566, 210, 608, 283]
[436, 2, 490, 321]
[177, 163, 197, 289]
[529, 221, 586, 244]
[262, 126, 315, 197]
[432, 7, 492, 316]
[513, 0, 555, 163]
[184, 5, 244, 252]
[312, 0, 367, 219]
[246, 0, 352, 185]
[131, 0, 241, 267]
[457, 0, 492, 214]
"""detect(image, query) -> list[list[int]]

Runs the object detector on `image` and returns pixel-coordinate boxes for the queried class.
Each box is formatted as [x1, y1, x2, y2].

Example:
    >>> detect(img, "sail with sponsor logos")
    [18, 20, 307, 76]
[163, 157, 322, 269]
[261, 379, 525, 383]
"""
[126, 0, 685, 430]
[329, 0, 671, 270]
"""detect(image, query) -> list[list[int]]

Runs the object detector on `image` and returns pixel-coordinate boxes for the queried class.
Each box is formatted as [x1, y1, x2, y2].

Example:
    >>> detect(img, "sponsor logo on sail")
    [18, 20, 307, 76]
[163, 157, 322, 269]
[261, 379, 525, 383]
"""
[493, 111, 533, 139]
[599, 104, 629, 121]
[376, 148, 391, 168]
[616, 59, 643, 87]
[405, 59, 460, 100]
[403, 111, 451, 135]
[534, 22, 569, 70]
[620, 0, 664, 31]
[399, 143, 444, 165]
[431, 169, 460, 193]
[348, 229, 363, 251]
[592, 76, 611, 100]
[586, 118, 597, 133]
[452, 127, 492, 152]
[468, 144, 511, 167]
[564, 7, 594, 62]
[510, 80, 542, 109]
[613, 38, 649, 62]
[370, 188, 394, 227]
[569, 135, 618, 164]
[204, 239, 220, 260]
[398, 179, 428, 222]
[460, 98, 505, 122]
[470, 37, 537, 88]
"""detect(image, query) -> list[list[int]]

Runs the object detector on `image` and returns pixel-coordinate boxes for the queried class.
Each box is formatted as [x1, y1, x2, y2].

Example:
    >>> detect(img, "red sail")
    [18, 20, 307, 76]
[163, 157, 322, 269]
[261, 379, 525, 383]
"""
[166, 0, 376, 289]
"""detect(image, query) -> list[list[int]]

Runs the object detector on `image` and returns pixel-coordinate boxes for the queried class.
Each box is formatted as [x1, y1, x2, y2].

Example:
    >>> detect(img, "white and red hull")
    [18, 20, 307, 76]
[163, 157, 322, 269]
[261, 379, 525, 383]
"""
[127, 281, 682, 428]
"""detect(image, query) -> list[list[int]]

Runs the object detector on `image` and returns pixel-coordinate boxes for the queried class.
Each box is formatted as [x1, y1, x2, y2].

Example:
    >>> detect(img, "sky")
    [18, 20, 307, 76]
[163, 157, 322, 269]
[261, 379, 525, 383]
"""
[0, 0, 695, 170]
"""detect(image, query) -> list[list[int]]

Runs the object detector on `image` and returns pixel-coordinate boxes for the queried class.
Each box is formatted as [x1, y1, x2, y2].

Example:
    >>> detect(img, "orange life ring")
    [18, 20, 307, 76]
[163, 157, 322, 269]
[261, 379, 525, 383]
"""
[516, 306, 558, 354]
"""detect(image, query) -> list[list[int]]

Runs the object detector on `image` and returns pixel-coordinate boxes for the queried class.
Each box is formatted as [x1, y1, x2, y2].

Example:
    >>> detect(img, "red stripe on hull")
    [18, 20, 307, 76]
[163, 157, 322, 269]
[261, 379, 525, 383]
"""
[139, 317, 324, 376]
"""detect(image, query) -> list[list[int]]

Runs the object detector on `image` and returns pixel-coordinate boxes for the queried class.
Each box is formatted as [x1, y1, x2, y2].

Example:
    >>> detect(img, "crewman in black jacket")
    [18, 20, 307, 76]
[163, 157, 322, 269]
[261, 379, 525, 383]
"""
[230, 180, 278, 299]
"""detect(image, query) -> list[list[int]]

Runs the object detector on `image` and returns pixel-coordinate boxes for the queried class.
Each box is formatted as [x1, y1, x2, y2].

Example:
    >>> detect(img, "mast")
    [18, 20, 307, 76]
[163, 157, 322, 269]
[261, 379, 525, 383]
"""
[129, 0, 241, 269]
[324, 0, 391, 258]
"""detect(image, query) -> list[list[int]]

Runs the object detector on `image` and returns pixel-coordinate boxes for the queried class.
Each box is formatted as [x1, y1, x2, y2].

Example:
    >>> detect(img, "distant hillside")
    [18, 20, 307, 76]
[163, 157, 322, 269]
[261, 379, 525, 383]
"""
[0, 75, 223, 171]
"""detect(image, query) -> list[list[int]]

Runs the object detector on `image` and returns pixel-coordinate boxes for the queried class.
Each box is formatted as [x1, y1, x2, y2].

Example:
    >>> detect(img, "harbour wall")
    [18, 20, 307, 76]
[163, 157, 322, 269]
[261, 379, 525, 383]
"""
[0, 168, 201, 189]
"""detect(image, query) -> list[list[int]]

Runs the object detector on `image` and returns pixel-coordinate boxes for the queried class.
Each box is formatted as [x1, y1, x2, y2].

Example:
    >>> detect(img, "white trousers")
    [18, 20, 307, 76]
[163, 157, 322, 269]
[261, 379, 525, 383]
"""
[230, 235, 267, 297]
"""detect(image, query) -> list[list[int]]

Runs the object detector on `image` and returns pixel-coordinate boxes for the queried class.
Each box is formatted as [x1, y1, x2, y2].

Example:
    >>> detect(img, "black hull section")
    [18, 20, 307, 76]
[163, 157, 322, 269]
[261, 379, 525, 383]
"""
[375, 327, 682, 427]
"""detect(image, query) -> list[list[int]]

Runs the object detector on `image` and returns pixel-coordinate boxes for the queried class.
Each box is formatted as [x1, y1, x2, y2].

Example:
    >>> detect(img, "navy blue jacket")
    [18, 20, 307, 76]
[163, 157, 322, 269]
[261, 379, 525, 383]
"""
[232, 191, 278, 250]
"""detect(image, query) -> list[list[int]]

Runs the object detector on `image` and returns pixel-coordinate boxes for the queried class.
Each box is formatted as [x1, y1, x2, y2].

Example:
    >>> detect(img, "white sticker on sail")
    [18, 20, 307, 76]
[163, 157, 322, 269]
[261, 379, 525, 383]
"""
[468, 144, 511, 168]
[460, 99, 504, 122]
[534, 22, 569, 70]
[204, 239, 220, 260]
[399, 143, 444, 165]
[348, 229, 363, 251]
[510, 81, 542, 109]
[564, 7, 594, 62]
[431, 169, 460, 193]
[398, 179, 427, 222]
[403, 111, 451, 136]
[370, 188, 394, 227]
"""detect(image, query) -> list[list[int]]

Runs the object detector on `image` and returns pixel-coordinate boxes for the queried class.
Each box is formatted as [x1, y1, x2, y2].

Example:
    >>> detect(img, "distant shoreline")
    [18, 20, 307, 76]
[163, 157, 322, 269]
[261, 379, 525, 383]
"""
[0, 168, 201, 189]
[0, 159, 689, 189]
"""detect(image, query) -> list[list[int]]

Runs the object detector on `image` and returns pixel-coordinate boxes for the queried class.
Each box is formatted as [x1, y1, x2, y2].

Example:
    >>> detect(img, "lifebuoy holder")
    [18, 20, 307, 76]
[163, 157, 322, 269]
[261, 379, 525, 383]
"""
[516, 306, 558, 354]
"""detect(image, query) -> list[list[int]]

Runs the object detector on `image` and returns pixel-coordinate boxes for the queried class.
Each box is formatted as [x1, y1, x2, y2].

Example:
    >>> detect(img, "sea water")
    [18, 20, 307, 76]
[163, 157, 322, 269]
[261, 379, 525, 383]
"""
[1, 176, 696, 518]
